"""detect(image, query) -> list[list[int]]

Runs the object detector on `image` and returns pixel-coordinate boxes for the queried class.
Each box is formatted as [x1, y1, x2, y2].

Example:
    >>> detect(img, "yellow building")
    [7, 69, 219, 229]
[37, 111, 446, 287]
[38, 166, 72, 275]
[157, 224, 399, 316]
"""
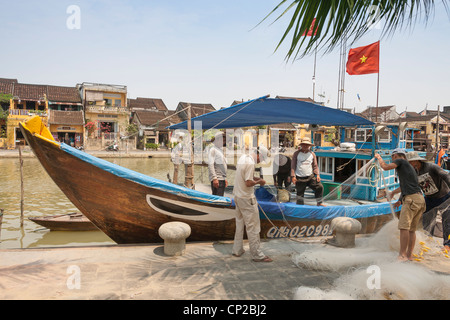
[1, 80, 49, 149]
[77, 82, 130, 150]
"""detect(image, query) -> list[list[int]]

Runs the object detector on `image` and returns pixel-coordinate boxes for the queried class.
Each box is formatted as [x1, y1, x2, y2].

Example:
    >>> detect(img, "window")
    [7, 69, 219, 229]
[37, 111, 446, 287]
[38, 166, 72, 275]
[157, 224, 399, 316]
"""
[377, 128, 391, 142]
[355, 128, 372, 142]
[319, 157, 333, 174]
[356, 159, 369, 177]
[0, 124, 6, 138]
[114, 99, 121, 107]
[345, 128, 355, 140]
[26, 101, 35, 110]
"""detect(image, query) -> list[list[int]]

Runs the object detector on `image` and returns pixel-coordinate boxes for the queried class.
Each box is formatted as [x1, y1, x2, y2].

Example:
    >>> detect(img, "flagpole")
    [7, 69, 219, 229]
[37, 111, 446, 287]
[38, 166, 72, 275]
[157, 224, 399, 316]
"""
[312, 44, 317, 101]
[376, 71, 380, 123]
[375, 42, 380, 123]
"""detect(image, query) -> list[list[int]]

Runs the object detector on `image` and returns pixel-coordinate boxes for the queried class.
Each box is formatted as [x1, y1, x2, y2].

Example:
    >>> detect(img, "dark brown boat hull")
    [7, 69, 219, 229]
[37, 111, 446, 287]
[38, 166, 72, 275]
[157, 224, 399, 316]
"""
[20, 122, 393, 244]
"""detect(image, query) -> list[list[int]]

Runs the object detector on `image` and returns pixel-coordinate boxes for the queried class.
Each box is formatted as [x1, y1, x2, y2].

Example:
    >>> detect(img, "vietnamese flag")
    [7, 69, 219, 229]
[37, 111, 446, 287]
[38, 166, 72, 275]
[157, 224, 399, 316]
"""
[302, 18, 317, 36]
[346, 41, 380, 75]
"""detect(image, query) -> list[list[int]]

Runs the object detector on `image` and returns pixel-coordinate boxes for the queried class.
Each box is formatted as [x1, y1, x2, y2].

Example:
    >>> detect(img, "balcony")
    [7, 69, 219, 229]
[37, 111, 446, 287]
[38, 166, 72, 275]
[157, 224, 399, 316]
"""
[86, 105, 129, 115]
[9, 109, 48, 117]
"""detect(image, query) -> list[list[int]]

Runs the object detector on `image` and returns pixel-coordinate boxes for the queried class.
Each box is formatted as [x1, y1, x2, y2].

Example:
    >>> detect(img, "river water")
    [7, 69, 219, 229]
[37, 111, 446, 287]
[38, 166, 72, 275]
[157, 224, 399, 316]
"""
[0, 156, 229, 249]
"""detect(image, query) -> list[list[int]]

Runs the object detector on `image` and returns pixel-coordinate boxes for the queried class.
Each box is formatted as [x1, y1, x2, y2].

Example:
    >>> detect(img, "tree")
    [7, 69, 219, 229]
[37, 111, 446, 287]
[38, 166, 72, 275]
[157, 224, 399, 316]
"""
[262, 0, 449, 61]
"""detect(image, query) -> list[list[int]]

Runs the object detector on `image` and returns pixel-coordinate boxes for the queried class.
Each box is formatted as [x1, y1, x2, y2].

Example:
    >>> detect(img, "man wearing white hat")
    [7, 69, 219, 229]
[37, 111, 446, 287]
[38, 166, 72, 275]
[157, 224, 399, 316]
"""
[291, 137, 324, 206]
[407, 151, 450, 251]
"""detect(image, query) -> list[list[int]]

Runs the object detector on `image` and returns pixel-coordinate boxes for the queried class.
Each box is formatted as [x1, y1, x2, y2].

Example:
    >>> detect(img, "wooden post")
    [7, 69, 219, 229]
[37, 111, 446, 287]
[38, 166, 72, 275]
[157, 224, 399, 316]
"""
[0, 209, 3, 241]
[436, 105, 440, 149]
[19, 146, 24, 227]
[173, 164, 179, 185]
[185, 104, 194, 189]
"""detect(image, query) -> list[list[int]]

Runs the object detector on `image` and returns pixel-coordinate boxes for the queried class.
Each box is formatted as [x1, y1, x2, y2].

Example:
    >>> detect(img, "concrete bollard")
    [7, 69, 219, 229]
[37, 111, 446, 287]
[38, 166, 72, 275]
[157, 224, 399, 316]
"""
[158, 222, 191, 256]
[329, 217, 362, 248]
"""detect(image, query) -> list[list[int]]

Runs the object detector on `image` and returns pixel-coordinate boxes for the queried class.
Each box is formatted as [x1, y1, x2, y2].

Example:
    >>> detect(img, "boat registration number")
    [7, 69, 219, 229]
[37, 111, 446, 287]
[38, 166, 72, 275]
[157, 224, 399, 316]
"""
[266, 224, 332, 238]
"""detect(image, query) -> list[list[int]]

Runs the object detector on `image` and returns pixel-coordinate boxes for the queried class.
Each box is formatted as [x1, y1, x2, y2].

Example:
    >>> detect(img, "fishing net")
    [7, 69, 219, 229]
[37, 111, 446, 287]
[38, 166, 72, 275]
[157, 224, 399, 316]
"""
[292, 219, 450, 300]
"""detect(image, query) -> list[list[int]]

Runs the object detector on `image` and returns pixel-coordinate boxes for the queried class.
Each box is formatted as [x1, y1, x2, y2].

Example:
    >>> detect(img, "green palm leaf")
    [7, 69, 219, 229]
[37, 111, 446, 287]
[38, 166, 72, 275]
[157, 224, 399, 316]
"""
[262, 0, 449, 61]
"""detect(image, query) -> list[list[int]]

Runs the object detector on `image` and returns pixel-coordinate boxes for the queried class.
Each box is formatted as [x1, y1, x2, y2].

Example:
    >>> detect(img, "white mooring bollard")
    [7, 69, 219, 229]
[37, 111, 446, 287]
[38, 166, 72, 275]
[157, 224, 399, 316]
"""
[329, 217, 362, 248]
[158, 222, 191, 256]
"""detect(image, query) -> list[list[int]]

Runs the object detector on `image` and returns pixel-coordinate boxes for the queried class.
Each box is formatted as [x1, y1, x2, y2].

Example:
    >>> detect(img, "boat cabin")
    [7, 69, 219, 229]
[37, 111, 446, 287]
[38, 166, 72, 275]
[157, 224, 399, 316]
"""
[313, 124, 423, 202]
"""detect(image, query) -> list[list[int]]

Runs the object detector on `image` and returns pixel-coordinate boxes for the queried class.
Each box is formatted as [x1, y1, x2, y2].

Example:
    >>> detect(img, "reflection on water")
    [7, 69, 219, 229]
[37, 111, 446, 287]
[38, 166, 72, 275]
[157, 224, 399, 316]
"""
[0, 155, 271, 249]
[0, 157, 217, 249]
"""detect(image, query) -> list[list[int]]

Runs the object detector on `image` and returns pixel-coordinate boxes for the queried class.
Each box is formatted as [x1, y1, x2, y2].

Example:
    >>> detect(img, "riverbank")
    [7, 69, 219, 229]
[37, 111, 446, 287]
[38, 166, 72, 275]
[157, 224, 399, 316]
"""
[0, 148, 172, 158]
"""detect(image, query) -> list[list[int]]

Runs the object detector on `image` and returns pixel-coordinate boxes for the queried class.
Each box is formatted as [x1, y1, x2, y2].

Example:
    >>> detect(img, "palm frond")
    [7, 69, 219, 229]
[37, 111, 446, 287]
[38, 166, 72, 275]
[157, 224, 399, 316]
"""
[263, 0, 449, 61]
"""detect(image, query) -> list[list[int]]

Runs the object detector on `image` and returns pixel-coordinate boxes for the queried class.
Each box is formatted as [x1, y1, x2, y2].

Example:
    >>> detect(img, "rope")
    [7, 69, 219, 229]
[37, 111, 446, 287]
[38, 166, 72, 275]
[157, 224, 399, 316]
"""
[376, 159, 396, 219]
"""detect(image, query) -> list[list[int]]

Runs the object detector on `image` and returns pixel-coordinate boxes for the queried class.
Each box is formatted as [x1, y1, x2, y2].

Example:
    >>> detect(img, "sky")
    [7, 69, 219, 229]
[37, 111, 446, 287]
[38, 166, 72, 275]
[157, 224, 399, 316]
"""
[1, 0, 449, 114]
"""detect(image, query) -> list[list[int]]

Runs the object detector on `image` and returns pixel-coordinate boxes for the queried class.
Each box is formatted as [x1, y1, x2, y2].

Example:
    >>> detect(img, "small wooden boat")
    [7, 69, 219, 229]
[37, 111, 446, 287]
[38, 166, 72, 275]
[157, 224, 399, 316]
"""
[20, 98, 397, 244]
[29, 212, 98, 231]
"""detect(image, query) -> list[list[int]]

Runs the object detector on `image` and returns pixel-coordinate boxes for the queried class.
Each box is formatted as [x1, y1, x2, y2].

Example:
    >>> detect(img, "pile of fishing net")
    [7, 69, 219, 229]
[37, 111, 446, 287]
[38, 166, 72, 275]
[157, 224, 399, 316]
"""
[292, 220, 450, 300]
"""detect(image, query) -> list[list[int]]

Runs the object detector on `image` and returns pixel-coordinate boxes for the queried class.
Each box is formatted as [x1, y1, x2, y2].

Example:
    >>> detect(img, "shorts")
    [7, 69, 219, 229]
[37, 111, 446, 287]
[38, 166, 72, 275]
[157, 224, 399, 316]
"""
[398, 192, 426, 231]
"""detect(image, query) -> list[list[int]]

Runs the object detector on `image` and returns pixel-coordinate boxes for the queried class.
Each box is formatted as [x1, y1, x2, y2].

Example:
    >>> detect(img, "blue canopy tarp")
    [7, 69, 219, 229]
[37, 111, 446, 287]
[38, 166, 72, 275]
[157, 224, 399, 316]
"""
[168, 96, 373, 130]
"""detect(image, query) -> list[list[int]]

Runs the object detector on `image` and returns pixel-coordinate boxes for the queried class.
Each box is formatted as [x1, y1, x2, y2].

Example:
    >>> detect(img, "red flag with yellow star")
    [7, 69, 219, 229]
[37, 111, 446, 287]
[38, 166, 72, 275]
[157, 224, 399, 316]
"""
[302, 18, 317, 36]
[346, 41, 380, 75]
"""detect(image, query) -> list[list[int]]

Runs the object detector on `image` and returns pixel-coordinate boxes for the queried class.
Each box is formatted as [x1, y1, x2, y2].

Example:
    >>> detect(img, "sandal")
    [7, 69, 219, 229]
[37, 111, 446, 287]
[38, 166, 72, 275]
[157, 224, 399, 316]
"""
[232, 250, 245, 257]
[252, 256, 273, 262]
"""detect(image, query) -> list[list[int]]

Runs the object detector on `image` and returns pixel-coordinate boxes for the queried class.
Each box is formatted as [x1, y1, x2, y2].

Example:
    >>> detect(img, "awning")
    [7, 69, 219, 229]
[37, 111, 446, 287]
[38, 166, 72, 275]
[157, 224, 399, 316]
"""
[168, 96, 373, 130]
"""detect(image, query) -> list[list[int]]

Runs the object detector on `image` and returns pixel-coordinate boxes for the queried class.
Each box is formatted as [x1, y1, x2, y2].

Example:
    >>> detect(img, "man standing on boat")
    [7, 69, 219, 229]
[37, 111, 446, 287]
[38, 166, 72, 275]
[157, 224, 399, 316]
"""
[406, 151, 450, 252]
[375, 148, 426, 261]
[232, 147, 272, 262]
[291, 137, 325, 206]
[208, 132, 228, 196]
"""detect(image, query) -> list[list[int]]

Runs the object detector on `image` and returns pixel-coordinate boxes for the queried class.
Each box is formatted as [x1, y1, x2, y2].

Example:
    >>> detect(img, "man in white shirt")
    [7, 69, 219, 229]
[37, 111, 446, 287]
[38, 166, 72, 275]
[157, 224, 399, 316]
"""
[291, 137, 324, 206]
[232, 147, 272, 262]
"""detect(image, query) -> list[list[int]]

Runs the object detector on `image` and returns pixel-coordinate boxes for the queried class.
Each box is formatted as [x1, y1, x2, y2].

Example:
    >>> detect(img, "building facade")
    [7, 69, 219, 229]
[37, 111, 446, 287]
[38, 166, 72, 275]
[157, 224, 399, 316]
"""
[47, 85, 84, 147]
[77, 82, 132, 150]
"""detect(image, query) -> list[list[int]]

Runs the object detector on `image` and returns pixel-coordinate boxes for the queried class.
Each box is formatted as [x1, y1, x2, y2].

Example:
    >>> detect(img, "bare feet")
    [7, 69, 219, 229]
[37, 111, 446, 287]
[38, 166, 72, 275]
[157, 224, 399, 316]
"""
[397, 255, 408, 262]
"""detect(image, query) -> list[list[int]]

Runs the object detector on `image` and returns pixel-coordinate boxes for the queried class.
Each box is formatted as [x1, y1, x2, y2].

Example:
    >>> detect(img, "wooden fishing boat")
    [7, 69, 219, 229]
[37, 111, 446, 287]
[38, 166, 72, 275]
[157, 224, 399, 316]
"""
[29, 212, 98, 231]
[20, 98, 397, 244]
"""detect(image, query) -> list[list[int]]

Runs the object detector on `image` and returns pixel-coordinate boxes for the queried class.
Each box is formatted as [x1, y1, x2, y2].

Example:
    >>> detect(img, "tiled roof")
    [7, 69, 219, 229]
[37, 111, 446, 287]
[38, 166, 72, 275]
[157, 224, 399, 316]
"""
[0, 78, 18, 95]
[0, 79, 81, 103]
[49, 110, 85, 125]
[13, 83, 48, 100]
[134, 110, 180, 129]
[47, 85, 81, 103]
[128, 98, 168, 111]
[177, 102, 215, 120]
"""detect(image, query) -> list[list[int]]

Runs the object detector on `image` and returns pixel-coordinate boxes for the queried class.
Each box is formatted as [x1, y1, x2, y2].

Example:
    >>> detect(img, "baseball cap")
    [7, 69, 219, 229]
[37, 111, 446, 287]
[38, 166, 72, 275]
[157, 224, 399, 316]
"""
[406, 151, 426, 162]
[391, 148, 407, 156]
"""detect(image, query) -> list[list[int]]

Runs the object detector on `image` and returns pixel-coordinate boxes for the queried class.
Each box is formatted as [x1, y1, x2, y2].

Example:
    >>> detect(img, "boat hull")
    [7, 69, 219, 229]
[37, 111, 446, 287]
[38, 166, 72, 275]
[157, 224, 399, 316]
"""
[29, 213, 98, 231]
[20, 119, 393, 244]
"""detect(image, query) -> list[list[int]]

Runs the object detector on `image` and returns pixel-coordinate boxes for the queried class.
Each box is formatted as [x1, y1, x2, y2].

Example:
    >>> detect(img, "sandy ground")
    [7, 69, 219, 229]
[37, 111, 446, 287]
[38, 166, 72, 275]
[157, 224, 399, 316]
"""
[0, 236, 448, 300]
